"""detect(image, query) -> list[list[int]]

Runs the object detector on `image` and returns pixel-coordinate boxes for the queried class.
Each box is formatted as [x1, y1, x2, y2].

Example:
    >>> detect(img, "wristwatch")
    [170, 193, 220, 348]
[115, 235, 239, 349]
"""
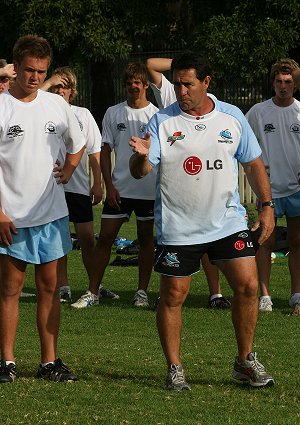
[261, 200, 275, 208]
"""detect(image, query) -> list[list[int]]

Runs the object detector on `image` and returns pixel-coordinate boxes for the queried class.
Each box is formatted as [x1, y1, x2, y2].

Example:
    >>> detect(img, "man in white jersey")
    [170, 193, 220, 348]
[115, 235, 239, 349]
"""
[246, 59, 300, 316]
[0, 35, 85, 383]
[130, 52, 275, 390]
[72, 62, 158, 309]
[146, 57, 231, 310]
[42, 67, 119, 303]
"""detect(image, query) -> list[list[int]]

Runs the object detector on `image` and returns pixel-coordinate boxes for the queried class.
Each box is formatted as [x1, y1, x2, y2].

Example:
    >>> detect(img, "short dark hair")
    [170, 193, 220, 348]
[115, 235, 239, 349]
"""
[13, 34, 52, 66]
[270, 58, 299, 84]
[123, 62, 149, 86]
[171, 52, 212, 81]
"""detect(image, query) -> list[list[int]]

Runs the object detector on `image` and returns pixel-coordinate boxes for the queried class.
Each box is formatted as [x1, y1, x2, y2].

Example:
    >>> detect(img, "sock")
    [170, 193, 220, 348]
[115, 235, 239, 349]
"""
[41, 361, 55, 367]
[210, 293, 222, 301]
[60, 285, 70, 294]
[5, 361, 15, 366]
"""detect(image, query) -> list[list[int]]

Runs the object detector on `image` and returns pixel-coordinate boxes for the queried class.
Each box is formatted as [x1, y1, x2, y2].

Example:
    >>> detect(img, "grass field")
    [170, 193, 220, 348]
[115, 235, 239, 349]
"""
[0, 205, 298, 425]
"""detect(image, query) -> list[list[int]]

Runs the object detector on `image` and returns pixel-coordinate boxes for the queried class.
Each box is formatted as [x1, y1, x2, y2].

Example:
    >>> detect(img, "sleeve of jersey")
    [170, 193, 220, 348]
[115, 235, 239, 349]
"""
[147, 113, 161, 167]
[150, 75, 176, 110]
[83, 109, 102, 155]
[232, 108, 262, 163]
[64, 105, 85, 154]
[101, 108, 114, 149]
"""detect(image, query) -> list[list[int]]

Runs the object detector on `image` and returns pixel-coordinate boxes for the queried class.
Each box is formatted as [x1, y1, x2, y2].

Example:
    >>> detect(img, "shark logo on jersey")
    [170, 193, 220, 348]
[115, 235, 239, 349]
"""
[162, 252, 180, 267]
[139, 124, 146, 134]
[167, 131, 185, 146]
[218, 129, 233, 144]
[264, 123, 275, 133]
[290, 123, 300, 133]
[7, 125, 24, 140]
[45, 122, 57, 134]
[117, 122, 127, 131]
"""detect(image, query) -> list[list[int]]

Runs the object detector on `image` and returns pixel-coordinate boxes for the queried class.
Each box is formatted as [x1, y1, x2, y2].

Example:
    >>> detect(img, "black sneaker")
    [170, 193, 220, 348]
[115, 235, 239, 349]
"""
[208, 296, 231, 309]
[0, 360, 17, 383]
[37, 358, 78, 382]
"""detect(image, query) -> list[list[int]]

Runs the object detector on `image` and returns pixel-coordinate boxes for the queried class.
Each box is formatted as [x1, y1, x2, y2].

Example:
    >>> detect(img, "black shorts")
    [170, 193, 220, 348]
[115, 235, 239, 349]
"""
[102, 197, 154, 221]
[65, 192, 93, 223]
[154, 230, 255, 277]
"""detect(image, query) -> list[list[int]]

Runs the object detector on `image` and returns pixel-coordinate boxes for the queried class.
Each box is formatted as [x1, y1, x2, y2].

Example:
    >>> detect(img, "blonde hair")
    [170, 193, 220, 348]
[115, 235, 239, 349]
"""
[52, 66, 78, 103]
[270, 58, 299, 83]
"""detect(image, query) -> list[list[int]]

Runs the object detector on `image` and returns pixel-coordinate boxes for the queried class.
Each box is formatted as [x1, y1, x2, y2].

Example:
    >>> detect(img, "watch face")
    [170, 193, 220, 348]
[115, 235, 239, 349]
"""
[262, 200, 275, 208]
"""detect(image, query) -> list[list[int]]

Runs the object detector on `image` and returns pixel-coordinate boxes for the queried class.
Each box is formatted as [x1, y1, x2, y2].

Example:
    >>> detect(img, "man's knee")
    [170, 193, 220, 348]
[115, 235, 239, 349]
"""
[233, 277, 258, 298]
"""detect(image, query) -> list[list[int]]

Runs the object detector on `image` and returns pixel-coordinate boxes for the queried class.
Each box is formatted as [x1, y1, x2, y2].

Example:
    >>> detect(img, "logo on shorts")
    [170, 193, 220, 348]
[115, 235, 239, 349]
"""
[162, 252, 180, 267]
[167, 131, 185, 146]
[183, 156, 202, 175]
[238, 232, 248, 238]
[234, 240, 245, 251]
[45, 122, 57, 134]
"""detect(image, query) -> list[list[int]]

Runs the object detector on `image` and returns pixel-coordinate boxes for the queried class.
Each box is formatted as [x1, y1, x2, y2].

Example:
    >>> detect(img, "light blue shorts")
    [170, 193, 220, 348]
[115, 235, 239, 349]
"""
[0, 217, 72, 264]
[257, 190, 300, 218]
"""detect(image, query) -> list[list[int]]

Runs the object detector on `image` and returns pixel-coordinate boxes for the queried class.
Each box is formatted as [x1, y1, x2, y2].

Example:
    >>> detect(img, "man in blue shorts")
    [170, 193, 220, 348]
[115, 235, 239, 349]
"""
[129, 52, 275, 390]
[0, 35, 85, 383]
[246, 58, 300, 315]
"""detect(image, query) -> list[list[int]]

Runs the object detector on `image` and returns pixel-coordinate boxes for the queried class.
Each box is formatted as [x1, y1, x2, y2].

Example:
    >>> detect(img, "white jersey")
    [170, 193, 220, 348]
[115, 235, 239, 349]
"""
[148, 99, 262, 245]
[102, 100, 158, 199]
[0, 90, 85, 227]
[246, 98, 300, 198]
[58, 105, 101, 196]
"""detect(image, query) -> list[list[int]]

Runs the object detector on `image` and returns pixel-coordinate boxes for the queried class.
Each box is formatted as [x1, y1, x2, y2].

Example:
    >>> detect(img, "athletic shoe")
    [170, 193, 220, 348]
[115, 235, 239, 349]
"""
[60, 287, 71, 303]
[98, 286, 120, 300]
[20, 291, 36, 298]
[232, 352, 275, 387]
[166, 364, 191, 391]
[0, 361, 17, 383]
[133, 290, 149, 307]
[37, 358, 77, 382]
[208, 296, 231, 309]
[71, 290, 99, 309]
[259, 296, 273, 312]
[291, 302, 300, 316]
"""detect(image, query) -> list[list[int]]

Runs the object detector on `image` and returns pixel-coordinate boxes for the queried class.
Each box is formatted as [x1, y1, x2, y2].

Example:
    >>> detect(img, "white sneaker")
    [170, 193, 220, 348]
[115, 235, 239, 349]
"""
[133, 290, 149, 307]
[71, 290, 99, 309]
[259, 296, 273, 312]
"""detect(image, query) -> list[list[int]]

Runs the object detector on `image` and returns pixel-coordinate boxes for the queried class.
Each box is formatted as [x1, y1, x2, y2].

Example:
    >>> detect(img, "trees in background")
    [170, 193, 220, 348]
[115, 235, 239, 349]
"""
[1, 0, 299, 121]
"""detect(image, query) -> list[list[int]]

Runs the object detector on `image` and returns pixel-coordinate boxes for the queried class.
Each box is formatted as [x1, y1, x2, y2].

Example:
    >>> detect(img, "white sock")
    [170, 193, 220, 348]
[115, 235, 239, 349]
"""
[5, 361, 15, 366]
[210, 294, 222, 301]
[41, 361, 55, 367]
[260, 295, 271, 300]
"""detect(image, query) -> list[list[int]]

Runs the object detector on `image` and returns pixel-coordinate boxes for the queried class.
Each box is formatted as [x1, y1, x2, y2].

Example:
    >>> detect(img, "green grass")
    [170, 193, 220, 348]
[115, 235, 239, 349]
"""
[1, 205, 298, 425]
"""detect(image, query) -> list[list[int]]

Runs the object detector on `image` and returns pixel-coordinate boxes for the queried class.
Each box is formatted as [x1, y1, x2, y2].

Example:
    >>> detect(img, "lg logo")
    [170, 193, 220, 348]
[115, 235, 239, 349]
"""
[183, 156, 223, 175]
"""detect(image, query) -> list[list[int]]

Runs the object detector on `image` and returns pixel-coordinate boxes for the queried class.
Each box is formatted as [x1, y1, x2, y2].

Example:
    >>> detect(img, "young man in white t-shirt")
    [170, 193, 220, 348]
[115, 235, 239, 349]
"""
[146, 57, 231, 310]
[42, 67, 119, 303]
[72, 62, 158, 309]
[246, 58, 300, 316]
[0, 35, 85, 383]
[130, 52, 275, 390]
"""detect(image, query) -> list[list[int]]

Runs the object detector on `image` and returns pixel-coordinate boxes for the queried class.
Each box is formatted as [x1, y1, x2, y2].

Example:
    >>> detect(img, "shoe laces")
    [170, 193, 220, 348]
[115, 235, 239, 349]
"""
[169, 365, 186, 384]
[247, 353, 265, 373]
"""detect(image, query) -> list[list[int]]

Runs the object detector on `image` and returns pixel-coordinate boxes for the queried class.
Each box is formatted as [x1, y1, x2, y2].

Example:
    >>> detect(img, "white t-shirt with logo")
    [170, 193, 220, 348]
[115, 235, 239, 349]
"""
[246, 98, 300, 198]
[148, 99, 262, 245]
[58, 104, 101, 196]
[0, 90, 85, 227]
[102, 100, 158, 199]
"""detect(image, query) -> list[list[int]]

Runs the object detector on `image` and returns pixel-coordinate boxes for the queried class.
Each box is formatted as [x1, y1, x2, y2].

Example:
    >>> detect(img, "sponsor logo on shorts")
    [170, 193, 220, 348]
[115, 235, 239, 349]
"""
[167, 131, 185, 146]
[238, 232, 248, 238]
[45, 121, 57, 134]
[234, 240, 245, 250]
[162, 252, 180, 267]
